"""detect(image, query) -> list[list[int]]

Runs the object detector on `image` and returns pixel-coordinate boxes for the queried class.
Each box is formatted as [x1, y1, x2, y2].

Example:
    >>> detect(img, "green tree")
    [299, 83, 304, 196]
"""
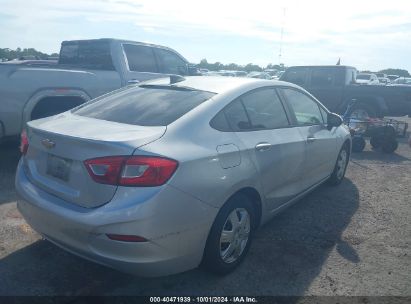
[0, 47, 55, 60]
[265, 63, 285, 71]
[378, 68, 410, 77]
[244, 63, 262, 72]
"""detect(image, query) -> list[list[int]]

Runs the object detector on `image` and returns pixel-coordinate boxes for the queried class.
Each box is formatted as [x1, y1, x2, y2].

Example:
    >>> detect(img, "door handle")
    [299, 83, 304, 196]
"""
[255, 142, 272, 151]
[127, 79, 140, 84]
[307, 136, 316, 143]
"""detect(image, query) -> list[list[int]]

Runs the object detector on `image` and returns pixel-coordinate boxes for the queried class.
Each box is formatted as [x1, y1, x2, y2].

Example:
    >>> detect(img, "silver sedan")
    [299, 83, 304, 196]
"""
[16, 76, 351, 276]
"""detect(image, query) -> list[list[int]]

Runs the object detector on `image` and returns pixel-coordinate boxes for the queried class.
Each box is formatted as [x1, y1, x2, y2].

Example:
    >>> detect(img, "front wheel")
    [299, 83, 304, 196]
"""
[352, 136, 366, 152]
[328, 144, 350, 186]
[382, 138, 398, 153]
[202, 194, 255, 275]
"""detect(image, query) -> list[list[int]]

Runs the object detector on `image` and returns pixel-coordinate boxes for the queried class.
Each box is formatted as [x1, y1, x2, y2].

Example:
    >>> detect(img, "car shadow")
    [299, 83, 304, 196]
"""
[0, 141, 20, 205]
[0, 179, 359, 297]
[350, 149, 410, 164]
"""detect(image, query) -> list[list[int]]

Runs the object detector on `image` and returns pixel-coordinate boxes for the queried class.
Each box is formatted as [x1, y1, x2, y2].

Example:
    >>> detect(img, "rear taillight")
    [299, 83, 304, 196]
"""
[20, 129, 29, 155]
[84, 156, 178, 187]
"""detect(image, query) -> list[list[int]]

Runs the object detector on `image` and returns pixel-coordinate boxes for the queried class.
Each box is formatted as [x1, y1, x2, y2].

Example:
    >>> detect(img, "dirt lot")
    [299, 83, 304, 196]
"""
[0, 118, 410, 297]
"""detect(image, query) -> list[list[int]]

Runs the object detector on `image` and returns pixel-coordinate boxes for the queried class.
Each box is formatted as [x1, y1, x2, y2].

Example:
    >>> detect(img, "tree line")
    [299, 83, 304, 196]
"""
[198, 59, 286, 72]
[0, 48, 58, 61]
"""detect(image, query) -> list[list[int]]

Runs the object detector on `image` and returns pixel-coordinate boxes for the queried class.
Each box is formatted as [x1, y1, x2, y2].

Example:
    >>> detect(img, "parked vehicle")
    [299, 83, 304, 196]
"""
[356, 73, 380, 85]
[391, 77, 411, 85]
[16, 76, 350, 277]
[378, 77, 391, 85]
[375, 73, 387, 79]
[342, 100, 407, 153]
[217, 70, 236, 77]
[263, 69, 279, 77]
[387, 75, 400, 81]
[0, 38, 198, 141]
[280, 65, 411, 118]
[247, 71, 271, 79]
[232, 71, 248, 77]
[198, 68, 209, 75]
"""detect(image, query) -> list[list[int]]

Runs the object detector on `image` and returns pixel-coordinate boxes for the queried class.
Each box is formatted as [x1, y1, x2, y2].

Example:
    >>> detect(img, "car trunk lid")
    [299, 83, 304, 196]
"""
[23, 113, 166, 208]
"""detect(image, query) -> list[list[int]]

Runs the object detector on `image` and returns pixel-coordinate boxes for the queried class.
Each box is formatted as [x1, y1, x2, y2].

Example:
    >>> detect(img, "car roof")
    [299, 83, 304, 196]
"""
[143, 76, 293, 94]
[61, 38, 186, 58]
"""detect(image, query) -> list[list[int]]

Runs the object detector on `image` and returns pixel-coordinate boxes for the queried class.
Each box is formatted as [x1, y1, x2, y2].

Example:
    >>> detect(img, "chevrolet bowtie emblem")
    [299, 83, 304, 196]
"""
[41, 139, 55, 149]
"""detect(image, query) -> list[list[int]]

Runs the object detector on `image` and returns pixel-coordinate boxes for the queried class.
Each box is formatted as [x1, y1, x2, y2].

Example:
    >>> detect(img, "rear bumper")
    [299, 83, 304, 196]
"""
[15, 159, 218, 277]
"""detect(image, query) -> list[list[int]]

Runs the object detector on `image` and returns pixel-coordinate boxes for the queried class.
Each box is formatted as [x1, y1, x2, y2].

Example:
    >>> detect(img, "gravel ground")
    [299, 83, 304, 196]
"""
[0, 118, 410, 297]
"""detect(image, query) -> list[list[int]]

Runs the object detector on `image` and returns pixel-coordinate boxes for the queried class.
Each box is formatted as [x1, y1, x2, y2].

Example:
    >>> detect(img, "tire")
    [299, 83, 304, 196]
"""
[382, 138, 398, 153]
[352, 136, 366, 152]
[383, 126, 396, 138]
[202, 194, 256, 275]
[370, 136, 383, 149]
[349, 103, 377, 119]
[328, 144, 350, 186]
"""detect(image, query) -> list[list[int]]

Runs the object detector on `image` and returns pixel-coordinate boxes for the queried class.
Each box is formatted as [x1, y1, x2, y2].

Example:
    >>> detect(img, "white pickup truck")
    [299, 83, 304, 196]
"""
[0, 38, 198, 140]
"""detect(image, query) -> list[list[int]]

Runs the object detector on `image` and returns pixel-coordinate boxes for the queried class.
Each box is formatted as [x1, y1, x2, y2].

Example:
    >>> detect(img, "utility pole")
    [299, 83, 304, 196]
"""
[279, 7, 286, 65]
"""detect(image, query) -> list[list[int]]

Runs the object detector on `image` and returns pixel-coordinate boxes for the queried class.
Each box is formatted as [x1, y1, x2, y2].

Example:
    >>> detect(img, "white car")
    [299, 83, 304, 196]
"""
[378, 77, 391, 85]
[356, 73, 379, 85]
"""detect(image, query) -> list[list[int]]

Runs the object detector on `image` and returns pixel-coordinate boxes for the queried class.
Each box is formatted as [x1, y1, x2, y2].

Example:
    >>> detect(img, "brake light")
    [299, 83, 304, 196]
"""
[20, 129, 29, 155]
[84, 156, 178, 186]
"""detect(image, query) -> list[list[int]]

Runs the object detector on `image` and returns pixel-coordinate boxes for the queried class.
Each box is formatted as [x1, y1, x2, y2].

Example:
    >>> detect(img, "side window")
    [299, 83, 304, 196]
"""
[210, 111, 231, 131]
[311, 68, 335, 86]
[224, 99, 251, 131]
[210, 88, 289, 132]
[283, 68, 308, 86]
[281, 88, 324, 125]
[154, 48, 187, 75]
[241, 89, 289, 129]
[123, 44, 158, 73]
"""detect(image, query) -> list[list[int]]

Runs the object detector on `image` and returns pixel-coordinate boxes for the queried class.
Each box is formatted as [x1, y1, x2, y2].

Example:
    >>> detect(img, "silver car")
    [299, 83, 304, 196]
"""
[16, 76, 351, 277]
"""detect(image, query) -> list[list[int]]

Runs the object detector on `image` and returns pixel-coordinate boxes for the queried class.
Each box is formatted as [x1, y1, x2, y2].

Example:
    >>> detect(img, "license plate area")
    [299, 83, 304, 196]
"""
[46, 154, 72, 182]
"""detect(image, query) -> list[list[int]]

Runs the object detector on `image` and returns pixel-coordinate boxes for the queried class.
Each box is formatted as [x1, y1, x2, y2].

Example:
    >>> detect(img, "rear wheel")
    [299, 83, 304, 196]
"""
[328, 144, 349, 186]
[202, 194, 255, 275]
[370, 136, 383, 149]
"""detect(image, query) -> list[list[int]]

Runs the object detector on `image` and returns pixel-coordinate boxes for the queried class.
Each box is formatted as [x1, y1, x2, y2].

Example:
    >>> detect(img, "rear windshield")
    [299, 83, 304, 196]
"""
[59, 40, 115, 70]
[73, 86, 215, 126]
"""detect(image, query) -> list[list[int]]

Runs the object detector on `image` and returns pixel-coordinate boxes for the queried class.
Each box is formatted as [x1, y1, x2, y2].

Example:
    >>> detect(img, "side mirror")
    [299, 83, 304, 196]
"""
[327, 112, 343, 130]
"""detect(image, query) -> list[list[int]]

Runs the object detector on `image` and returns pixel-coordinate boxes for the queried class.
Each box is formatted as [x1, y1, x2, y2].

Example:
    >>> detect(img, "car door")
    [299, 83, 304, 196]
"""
[280, 88, 338, 191]
[222, 88, 306, 211]
[121, 43, 164, 84]
[308, 67, 344, 112]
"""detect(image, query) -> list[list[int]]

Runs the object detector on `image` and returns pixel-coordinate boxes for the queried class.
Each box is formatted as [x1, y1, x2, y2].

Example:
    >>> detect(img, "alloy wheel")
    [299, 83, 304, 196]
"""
[219, 208, 251, 264]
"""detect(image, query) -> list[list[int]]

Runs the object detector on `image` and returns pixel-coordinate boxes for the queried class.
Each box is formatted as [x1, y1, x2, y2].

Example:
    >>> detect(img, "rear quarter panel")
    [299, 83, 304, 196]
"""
[0, 65, 121, 137]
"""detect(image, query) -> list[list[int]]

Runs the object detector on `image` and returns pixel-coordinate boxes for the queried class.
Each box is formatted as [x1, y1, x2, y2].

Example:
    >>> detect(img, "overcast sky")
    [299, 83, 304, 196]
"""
[1, 0, 411, 71]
